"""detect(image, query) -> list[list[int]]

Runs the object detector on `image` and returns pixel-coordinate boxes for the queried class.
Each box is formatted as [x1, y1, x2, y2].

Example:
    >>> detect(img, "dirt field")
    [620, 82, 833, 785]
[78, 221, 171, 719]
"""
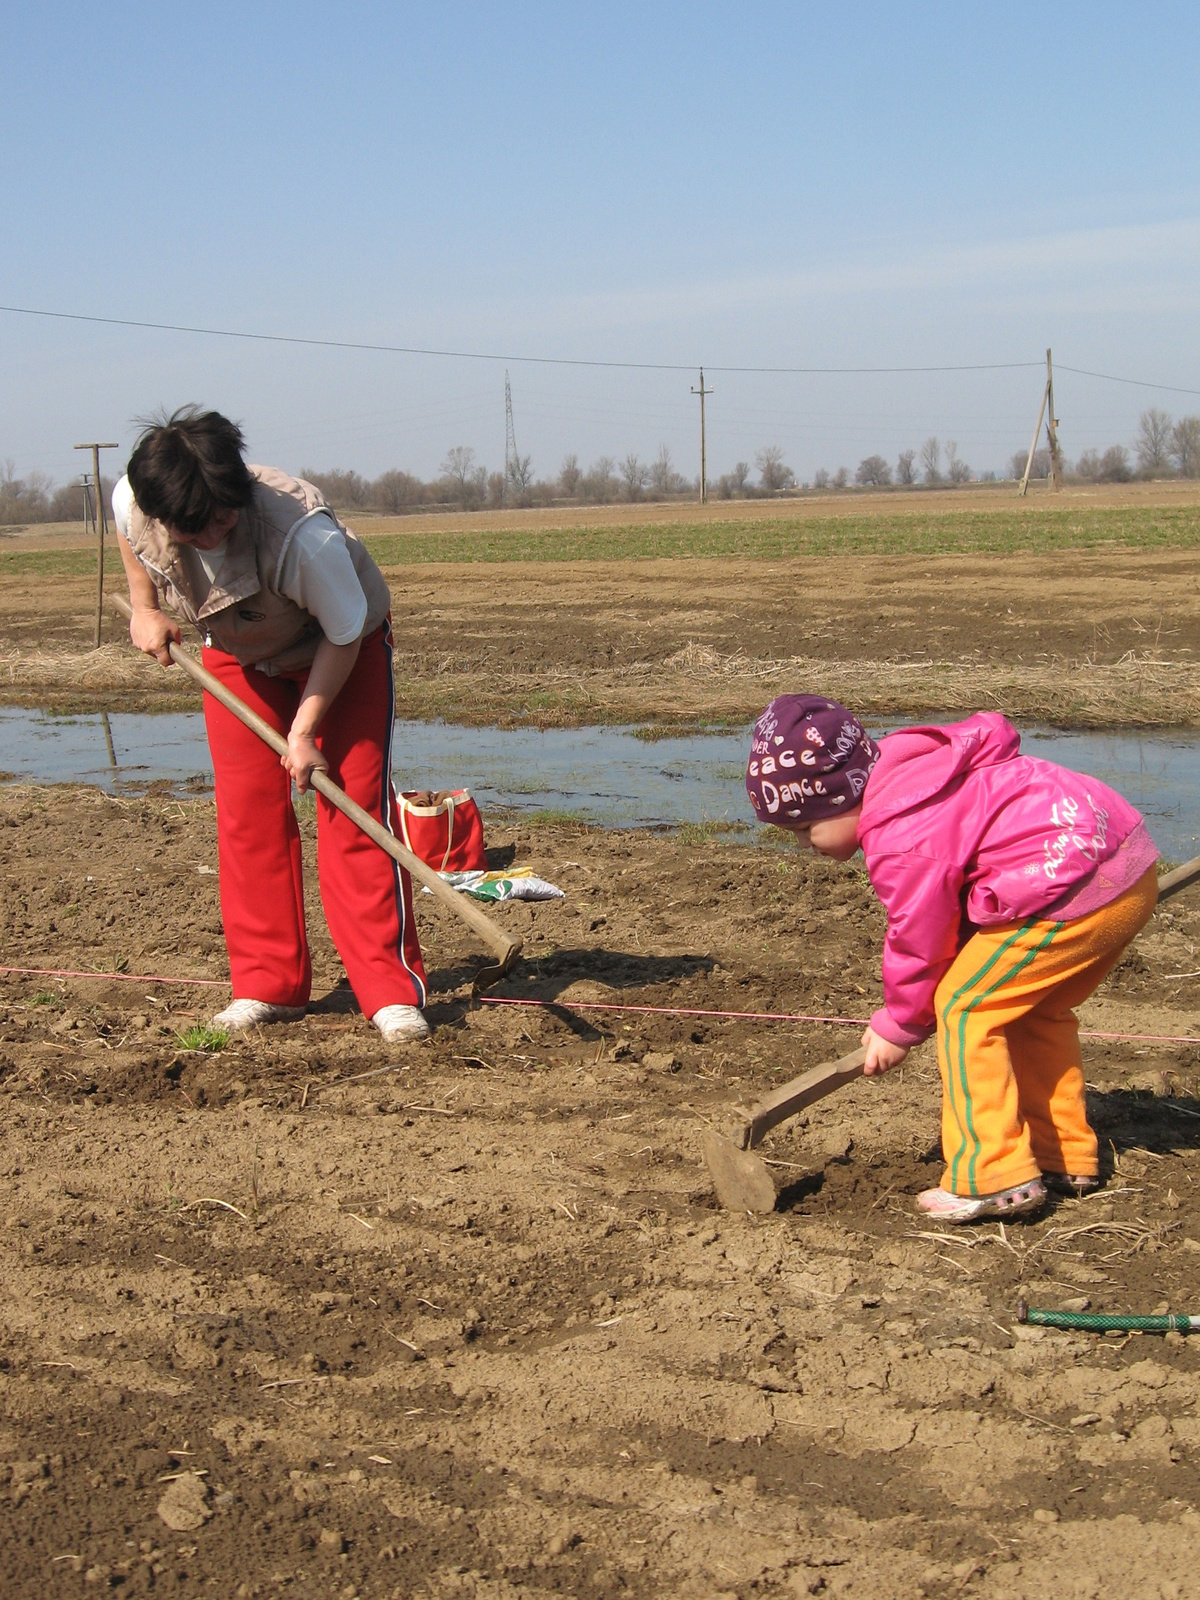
[3, 483, 1200, 726]
[3, 485, 1200, 1596]
[2, 786, 1200, 1598]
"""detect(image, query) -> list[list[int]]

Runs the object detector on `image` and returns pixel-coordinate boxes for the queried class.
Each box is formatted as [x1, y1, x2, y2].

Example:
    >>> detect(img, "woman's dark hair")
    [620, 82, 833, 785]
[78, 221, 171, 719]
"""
[126, 406, 255, 535]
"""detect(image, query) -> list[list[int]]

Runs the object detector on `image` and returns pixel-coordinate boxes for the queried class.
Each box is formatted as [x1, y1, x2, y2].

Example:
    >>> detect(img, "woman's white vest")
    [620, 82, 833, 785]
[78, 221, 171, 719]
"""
[124, 465, 391, 674]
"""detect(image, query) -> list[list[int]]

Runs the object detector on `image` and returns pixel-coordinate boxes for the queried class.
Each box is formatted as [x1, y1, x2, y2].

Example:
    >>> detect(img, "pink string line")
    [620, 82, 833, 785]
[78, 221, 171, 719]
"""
[477, 994, 1200, 1047]
[0, 964, 229, 989]
[0, 966, 1194, 1046]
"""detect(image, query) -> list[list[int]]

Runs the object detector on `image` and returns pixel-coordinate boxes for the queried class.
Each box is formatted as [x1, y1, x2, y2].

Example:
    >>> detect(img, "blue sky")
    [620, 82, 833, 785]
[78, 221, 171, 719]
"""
[4, 2, 1200, 488]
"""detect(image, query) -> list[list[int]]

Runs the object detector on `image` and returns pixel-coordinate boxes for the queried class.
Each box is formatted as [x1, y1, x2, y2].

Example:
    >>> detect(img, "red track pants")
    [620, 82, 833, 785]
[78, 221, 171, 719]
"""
[201, 621, 426, 1015]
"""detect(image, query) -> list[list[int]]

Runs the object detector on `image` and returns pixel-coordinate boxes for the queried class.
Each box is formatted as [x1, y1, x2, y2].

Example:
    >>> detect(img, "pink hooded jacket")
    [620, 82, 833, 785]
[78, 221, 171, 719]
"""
[859, 714, 1157, 1049]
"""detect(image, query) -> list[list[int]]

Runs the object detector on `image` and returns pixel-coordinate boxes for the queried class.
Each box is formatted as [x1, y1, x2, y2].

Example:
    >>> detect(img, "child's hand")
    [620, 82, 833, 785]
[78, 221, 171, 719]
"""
[860, 1026, 909, 1076]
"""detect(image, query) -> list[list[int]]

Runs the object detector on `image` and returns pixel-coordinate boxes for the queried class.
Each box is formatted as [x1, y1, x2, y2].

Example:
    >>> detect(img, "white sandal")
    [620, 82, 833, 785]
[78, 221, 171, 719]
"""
[917, 1178, 1046, 1224]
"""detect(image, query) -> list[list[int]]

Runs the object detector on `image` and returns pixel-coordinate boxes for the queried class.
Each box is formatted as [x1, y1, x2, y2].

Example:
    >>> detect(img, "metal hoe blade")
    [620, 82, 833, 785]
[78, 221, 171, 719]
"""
[703, 1046, 868, 1212]
[702, 1131, 778, 1213]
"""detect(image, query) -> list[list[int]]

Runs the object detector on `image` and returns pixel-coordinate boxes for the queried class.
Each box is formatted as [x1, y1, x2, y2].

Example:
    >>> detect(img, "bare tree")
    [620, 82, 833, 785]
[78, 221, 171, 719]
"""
[1172, 416, 1200, 478]
[1136, 408, 1174, 475]
[486, 471, 506, 509]
[729, 461, 750, 493]
[812, 467, 830, 489]
[1075, 449, 1102, 482]
[301, 467, 371, 508]
[920, 437, 941, 484]
[50, 481, 90, 521]
[438, 446, 489, 507]
[373, 469, 423, 513]
[0, 462, 53, 525]
[945, 441, 970, 483]
[1010, 447, 1051, 481]
[440, 446, 478, 494]
[649, 444, 676, 496]
[832, 466, 849, 489]
[558, 454, 582, 497]
[621, 453, 649, 501]
[756, 445, 795, 494]
[896, 450, 916, 486]
[507, 452, 534, 496]
[1098, 445, 1132, 483]
[855, 454, 892, 487]
[584, 456, 617, 503]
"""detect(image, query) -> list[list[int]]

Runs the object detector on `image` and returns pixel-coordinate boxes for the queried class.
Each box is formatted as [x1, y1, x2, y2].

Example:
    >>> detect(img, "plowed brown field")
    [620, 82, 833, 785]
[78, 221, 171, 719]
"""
[2, 485, 1200, 1597]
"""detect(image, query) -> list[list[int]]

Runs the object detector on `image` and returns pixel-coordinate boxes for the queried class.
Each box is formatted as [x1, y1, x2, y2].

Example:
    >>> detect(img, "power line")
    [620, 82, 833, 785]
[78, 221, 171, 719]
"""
[0, 300, 1040, 377]
[1056, 363, 1200, 399]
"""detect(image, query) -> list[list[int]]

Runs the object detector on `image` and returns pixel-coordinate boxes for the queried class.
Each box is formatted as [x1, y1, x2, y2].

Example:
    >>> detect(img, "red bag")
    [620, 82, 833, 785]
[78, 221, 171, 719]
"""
[397, 789, 487, 873]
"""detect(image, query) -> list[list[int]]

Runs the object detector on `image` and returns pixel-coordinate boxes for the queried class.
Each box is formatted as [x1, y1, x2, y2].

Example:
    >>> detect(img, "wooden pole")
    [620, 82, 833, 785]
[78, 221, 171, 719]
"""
[1045, 347, 1063, 491]
[1017, 381, 1049, 498]
[108, 593, 522, 989]
[74, 442, 119, 646]
[691, 368, 713, 504]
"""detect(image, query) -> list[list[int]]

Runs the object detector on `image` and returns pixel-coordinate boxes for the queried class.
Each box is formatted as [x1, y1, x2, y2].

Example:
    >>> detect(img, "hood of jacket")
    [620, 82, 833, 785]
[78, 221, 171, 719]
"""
[859, 712, 1019, 832]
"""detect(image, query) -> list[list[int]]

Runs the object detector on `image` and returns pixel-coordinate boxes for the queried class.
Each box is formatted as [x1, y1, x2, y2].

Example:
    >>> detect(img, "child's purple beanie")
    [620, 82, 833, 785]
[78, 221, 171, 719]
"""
[746, 695, 881, 824]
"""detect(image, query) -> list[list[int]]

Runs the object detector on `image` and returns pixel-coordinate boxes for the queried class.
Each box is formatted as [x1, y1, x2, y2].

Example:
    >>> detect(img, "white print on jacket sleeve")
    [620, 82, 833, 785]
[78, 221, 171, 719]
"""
[1042, 794, 1110, 879]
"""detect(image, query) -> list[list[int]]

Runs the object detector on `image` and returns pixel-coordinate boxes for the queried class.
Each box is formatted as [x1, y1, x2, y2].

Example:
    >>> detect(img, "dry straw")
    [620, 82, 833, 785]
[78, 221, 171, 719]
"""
[655, 642, 1200, 728]
[9, 637, 1198, 726]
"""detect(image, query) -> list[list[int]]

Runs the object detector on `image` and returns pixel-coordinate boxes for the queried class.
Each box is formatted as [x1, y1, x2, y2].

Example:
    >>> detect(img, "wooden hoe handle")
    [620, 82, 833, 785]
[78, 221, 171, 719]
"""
[740, 1046, 868, 1150]
[1157, 854, 1200, 903]
[110, 595, 521, 983]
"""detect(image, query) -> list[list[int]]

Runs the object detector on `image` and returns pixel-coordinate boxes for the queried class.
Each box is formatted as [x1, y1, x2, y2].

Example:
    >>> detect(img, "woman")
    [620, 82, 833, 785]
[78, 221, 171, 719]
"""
[114, 406, 429, 1044]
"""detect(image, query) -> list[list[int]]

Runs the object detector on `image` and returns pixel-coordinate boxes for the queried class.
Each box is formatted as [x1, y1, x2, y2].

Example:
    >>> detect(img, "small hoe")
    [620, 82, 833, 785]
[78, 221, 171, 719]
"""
[703, 1045, 867, 1212]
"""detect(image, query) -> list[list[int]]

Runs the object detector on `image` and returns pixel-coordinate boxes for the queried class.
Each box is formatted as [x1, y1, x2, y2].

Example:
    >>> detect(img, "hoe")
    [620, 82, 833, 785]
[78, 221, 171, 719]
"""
[111, 595, 521, 995]
[705, 853, 1200, 1212]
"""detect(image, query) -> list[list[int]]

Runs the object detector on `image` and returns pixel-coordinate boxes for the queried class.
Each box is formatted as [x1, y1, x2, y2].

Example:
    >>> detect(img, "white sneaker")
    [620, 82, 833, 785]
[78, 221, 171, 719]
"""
[212, 998, 306, 1032]
[371, 1004, 430, 1044]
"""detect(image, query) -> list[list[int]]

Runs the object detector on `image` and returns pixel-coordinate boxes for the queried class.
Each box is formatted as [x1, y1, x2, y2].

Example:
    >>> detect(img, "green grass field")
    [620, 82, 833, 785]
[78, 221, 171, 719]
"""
[359, 502, 1200, 563]
[2, 501, 1197, 580]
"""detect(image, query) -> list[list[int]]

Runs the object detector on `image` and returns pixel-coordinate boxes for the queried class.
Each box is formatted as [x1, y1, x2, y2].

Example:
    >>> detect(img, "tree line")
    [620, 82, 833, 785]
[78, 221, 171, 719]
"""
[810, 408, 1200, 493]
[3, 406, 1198, 526]
[300, 443, 701, 513]
[0, 463, 113, 527]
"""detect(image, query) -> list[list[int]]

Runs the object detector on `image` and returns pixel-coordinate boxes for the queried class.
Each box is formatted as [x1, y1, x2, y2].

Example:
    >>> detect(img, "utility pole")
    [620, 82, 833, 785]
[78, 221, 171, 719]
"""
[1045, 348, 1063, 490]
[74, 441, 119, 646]
[503, 371, 518, 503]
[1018, 350, 1063, 498]
[691, 368, 713, 504]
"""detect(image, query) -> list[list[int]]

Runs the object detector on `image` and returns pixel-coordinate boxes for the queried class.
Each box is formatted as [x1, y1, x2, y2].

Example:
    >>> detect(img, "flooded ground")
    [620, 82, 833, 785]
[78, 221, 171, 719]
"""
[3, 708, 1199, 860]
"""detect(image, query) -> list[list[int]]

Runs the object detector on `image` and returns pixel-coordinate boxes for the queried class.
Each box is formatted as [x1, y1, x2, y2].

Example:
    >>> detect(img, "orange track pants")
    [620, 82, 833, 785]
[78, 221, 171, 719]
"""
[934, 865, 1158, 1196]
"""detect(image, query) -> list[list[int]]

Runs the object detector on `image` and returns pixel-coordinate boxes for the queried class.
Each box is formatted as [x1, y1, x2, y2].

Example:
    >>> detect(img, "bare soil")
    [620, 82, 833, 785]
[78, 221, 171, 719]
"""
[3, 785, 1200, 1597]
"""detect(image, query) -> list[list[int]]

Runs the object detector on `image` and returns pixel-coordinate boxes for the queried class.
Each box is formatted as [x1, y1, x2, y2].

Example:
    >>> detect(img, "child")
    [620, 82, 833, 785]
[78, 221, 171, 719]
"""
[745, 695, 1158, 1222]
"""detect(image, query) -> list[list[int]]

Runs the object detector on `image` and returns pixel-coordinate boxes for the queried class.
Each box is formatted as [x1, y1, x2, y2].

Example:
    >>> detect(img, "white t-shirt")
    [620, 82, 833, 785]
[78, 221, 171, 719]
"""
[111, 476, 368, 646]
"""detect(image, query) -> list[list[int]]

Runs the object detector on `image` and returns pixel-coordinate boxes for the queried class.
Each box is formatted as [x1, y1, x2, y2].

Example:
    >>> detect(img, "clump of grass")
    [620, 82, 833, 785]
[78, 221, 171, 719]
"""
[630, 723, 713, 742]
[524, 807, 594, 828]
[31, 991, 61, 1006]
[675, 819, 752, 845]
[175, 1023, 229, 1052]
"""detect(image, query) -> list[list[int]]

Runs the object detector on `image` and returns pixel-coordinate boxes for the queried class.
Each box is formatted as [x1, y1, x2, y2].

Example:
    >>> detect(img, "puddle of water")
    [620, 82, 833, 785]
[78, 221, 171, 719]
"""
[1, 709, 1197, 860]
